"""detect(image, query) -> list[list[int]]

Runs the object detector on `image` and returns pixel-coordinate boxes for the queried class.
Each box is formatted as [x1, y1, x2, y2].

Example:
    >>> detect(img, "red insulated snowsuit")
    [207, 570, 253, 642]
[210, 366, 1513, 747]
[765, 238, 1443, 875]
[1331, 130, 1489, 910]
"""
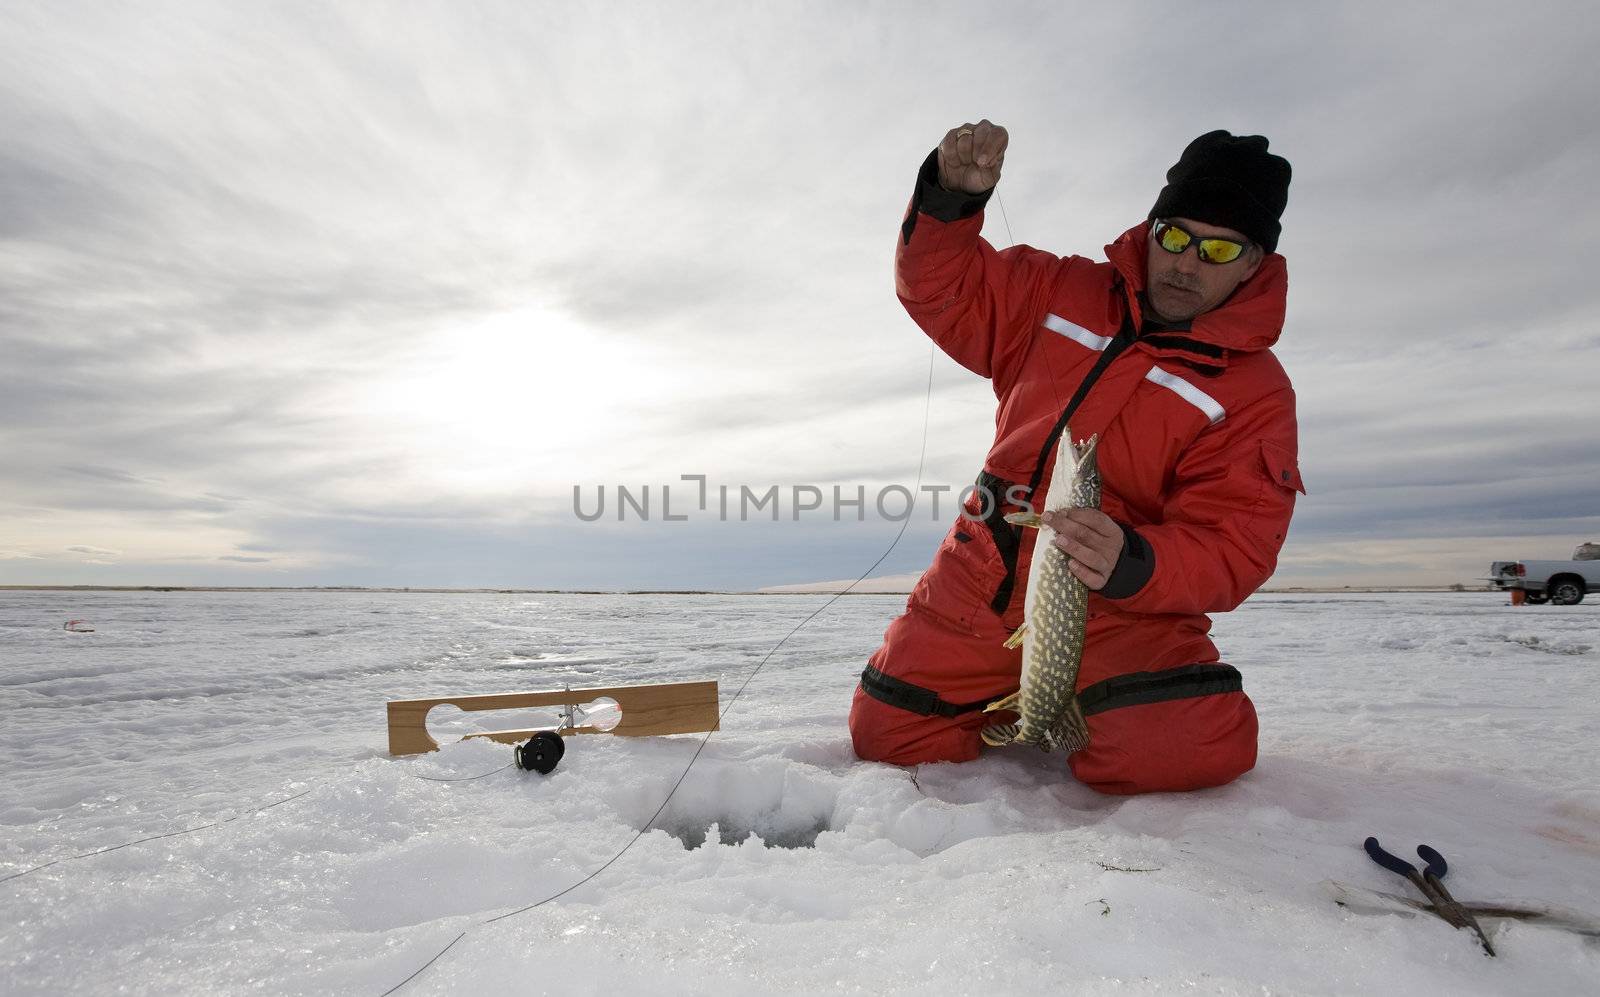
[849, 182, 1305, 795]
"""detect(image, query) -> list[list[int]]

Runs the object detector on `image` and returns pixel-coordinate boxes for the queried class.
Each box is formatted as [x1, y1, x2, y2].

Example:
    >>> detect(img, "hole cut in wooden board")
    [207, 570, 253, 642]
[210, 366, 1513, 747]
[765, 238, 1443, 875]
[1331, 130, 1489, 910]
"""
[386, 680, 719, 756]
[427, 697, 623, 742]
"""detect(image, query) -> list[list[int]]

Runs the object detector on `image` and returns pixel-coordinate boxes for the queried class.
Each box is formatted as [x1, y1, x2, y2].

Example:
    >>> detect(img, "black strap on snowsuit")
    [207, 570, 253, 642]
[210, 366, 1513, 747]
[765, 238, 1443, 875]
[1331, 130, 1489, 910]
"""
[975, 469, 1024, 615]
[859, 664, 993, 717]
[1077, 663, 1242, 716]
[982, 306, 1138, 615]
[859, 662, 1243, 720]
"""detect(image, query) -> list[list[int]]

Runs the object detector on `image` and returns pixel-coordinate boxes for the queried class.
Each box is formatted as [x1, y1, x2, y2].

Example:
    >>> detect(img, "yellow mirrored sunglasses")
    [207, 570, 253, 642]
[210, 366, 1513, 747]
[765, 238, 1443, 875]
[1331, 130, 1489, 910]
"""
[1152, 219, 1250, 265]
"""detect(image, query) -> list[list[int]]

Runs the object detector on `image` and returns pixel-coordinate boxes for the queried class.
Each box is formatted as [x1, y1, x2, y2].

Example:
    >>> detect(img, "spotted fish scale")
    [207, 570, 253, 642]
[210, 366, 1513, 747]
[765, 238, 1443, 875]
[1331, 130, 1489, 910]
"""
[980, 430, 1099, 752]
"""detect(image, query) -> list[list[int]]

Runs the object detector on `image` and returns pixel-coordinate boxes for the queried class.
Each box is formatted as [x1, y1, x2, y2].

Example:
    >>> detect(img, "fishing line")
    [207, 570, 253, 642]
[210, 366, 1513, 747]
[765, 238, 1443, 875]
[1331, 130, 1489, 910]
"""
[0, 757, 569, 894]
[1, 735, 531, 884]
[992, 191, 1068, 412]
[410, 763, 515, 783]
[0, 788, 313, 886]
[0, 750, 539, 886]
[381, 325, 943, 997]
[996, 189, 1016, 248]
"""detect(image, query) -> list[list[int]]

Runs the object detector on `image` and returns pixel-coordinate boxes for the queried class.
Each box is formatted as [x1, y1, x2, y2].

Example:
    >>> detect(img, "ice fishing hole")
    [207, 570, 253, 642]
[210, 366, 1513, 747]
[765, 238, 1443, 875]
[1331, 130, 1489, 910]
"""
[637, 761, 842, 850]
[651, 815, 833, 851]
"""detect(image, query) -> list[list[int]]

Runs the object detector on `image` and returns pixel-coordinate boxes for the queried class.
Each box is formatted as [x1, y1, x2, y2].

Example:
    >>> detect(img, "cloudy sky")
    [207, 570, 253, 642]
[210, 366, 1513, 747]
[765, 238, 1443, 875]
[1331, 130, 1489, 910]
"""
[2, 1, 1596, 590]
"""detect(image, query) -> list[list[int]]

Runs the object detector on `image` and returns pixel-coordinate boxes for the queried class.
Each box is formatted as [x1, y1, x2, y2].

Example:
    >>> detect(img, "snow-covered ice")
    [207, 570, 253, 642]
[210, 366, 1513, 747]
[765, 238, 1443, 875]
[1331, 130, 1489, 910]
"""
[1, 590, 1597, 995]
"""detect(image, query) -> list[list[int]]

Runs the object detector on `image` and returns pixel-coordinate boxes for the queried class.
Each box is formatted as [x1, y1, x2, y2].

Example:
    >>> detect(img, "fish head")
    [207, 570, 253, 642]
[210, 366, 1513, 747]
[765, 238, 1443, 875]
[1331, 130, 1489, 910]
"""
[1043, 428, 1103, 511]
[1059, 431, 1100, 478]
[1059, 432, 1101, 500]
[1071, 433, 1101, 468]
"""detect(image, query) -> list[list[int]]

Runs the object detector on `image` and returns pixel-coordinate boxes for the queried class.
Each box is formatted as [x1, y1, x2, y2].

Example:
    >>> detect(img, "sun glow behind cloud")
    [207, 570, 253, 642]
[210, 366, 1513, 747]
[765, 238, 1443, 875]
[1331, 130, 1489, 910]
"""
[351, 303, 681, 499]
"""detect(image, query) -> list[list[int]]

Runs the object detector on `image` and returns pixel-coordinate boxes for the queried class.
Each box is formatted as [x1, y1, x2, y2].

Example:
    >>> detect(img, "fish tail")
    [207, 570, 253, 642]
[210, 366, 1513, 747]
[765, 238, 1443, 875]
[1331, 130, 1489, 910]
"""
[1046, 698, 1091, 754]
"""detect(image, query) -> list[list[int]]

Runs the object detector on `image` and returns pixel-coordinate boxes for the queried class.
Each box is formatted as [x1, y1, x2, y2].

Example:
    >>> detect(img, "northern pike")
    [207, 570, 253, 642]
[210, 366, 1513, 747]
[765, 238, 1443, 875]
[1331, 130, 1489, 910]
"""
[979, 430, 1099, 752]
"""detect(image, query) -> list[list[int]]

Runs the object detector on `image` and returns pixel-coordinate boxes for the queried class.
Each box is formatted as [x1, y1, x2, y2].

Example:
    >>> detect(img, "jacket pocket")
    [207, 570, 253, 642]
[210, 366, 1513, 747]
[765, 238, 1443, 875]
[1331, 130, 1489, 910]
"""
[911, 500, 1005, 635]
[1247, 440, 1305, 549]
[1259, 440, 1306, 495]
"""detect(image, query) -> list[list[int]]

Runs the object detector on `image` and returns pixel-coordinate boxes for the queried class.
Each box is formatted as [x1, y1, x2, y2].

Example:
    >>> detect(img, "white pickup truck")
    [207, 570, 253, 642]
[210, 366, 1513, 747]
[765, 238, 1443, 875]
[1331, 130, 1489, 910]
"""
[1487, 543, 1600, 604]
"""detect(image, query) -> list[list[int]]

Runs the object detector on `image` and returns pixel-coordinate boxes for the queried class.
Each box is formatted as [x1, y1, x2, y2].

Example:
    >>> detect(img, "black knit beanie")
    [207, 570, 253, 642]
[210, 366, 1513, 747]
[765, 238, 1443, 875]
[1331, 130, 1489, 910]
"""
[1148, 130, 1291, 253]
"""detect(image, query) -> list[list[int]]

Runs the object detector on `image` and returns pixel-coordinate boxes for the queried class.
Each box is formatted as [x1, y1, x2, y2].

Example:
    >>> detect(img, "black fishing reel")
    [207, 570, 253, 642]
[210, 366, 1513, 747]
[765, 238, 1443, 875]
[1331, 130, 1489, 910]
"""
[514, 731, 565, 774]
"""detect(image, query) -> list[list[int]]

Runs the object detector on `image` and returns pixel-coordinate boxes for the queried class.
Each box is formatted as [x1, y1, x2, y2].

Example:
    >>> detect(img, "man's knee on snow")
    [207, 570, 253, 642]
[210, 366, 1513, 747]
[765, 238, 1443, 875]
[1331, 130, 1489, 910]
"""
[848, 684, 982, 766]
[1068, 691, 1259, 796]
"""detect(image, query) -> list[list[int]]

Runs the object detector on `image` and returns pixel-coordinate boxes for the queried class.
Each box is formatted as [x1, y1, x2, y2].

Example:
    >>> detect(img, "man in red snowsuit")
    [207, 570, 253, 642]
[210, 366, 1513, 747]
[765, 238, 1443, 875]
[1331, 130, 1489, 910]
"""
[850, 122, 1304, 795]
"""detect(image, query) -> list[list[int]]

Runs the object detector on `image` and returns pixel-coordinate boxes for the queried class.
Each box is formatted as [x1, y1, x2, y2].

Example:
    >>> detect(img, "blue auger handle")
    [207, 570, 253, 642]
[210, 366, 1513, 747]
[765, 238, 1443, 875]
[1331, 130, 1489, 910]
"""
[1416, 844, 1448, 879]
[1364, 836, 1418, 877]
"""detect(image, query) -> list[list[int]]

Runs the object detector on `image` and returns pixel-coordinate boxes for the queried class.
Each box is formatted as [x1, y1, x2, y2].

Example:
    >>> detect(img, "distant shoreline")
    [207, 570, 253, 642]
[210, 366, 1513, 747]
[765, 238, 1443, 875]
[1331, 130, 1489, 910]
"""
[0, 584, 1497, 595]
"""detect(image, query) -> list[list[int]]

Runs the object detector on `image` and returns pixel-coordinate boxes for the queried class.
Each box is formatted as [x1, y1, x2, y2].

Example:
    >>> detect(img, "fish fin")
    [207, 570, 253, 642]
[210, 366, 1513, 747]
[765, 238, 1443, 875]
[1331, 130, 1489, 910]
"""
[979, 692, 1020, 746]
[980, 722, 1019, 747]
[1002, 623, 1029, 649]
[984, 691, 1019, 714]
[1003, 511, 1043, 528]
[1046, 698, 1091, 754]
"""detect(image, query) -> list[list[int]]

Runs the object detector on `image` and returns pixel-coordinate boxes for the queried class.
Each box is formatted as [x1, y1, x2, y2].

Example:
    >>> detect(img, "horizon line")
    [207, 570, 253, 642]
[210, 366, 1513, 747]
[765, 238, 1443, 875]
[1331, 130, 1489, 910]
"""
[0, 584, 1501, 595]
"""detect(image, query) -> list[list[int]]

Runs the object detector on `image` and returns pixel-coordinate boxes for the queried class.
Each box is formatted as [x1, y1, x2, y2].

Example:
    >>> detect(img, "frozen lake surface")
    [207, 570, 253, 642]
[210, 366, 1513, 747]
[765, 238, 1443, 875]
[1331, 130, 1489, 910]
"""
[1, 589, 1597, 994]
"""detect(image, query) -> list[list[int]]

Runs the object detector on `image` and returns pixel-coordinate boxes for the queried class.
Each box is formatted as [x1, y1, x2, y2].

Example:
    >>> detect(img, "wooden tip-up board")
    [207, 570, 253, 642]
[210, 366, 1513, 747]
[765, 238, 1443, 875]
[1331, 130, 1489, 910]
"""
[386, 680, 720, 756]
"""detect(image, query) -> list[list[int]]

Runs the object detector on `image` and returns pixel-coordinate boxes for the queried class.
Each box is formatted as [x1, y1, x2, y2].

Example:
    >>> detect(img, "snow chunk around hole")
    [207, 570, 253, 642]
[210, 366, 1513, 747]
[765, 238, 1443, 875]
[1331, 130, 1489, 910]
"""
[639, 756, 844, 850]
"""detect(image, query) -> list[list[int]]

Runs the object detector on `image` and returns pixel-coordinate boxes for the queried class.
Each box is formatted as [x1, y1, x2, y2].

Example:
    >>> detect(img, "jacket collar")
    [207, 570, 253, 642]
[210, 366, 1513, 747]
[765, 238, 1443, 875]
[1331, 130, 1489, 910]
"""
[1103, 221, 1288, 359]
